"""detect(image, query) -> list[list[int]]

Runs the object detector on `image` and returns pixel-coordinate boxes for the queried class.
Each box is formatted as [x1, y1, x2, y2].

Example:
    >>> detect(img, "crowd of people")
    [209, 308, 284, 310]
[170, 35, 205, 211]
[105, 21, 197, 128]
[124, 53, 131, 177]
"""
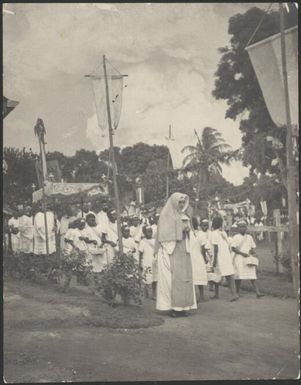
[4, 193, 264, 316]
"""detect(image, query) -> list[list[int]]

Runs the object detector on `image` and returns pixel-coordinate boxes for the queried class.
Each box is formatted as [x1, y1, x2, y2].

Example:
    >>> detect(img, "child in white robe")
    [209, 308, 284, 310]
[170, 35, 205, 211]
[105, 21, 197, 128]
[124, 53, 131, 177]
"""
[211, 216, 239, 302]
[118, 225, 138, 260]
[232, 220, 264, 298]
[190, 217, 208, 302]
[139, 225, 156, 299]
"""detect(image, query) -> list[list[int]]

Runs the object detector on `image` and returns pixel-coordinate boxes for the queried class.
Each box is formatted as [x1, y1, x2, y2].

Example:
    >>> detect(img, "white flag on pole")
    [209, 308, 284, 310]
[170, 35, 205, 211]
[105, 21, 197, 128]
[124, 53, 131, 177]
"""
[246, 26, 298, 127]
[90, 64, 124, 137]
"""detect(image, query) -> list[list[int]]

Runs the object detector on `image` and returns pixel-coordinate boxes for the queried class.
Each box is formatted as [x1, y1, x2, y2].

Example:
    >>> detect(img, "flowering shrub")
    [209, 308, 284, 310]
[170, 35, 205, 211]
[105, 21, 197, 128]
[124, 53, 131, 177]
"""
[60, 250, 93, 290]
[98, 252, 148, 306]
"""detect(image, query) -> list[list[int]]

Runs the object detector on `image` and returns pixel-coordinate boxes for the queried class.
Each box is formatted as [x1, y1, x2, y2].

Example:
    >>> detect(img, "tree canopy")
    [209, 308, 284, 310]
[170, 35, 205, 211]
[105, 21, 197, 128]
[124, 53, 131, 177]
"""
[212, 6, 297, 178]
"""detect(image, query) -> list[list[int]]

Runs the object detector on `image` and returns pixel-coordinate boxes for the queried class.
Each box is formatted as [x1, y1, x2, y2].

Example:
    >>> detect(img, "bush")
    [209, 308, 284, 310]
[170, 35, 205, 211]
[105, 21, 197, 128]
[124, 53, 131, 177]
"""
[280, 237, 293, 281]
[98, 252, 148, 306]
[61, 250, 94, 290]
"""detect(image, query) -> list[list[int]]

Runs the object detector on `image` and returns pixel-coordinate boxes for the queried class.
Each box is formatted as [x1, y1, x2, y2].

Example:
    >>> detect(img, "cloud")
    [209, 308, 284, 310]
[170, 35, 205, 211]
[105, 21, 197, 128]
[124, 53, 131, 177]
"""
[3, 3, 263, 183]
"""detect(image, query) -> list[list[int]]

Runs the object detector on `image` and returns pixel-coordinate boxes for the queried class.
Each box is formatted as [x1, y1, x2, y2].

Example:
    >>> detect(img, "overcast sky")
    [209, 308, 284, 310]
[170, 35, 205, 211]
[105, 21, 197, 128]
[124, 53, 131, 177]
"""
[3, 2, 267, 185]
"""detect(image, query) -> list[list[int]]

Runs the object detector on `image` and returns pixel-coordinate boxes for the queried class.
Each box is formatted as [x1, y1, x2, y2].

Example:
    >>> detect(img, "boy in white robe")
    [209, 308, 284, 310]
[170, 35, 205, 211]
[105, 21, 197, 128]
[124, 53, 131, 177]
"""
[232, 220, 264, 298]
[118, 225, 138, 260]
[211, 216, 239, 302]
[190, 217, 208, 302]
[139, 225, 156, 299]
[8, 209, 20, 254]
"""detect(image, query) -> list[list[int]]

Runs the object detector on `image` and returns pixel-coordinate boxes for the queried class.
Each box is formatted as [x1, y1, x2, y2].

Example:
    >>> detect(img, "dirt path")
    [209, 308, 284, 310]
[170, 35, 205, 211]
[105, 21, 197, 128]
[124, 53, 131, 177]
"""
[4, 279, 299, 382]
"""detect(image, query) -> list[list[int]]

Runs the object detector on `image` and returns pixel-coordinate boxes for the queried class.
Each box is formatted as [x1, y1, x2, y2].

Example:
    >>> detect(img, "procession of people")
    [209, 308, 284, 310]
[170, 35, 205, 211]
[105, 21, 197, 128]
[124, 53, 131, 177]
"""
[4, 191, 264, 317]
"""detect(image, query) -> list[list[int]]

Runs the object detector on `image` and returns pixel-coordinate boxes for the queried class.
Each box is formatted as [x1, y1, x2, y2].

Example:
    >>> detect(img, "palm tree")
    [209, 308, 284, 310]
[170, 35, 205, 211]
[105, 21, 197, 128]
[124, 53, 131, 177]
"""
[181, 127, 236, 206]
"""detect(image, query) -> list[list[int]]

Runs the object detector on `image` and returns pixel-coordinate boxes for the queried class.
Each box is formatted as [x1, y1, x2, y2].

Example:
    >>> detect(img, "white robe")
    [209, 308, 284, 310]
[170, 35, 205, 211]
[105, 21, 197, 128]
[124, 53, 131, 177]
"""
[59, 215, 75, 251]
[18, 215, 34, 254]
[139, 238, 156, 284]
[96, 211, 109, 228]
[232, 233, 257, 280]
[190, 231, 208, 286]
[102, 220, 118, 264]
[156, 241, 197, 311]
[33, 211, 56, 255]
[84, 226, 106, 273]
[130, 225, 143, 243]
[118, 236, 139, 261]
[8, 217, 20, 253]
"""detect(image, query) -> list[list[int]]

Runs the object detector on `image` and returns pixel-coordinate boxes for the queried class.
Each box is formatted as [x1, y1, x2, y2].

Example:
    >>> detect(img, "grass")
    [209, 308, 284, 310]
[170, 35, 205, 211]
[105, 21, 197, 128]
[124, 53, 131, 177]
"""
[4, 277, 165, 329]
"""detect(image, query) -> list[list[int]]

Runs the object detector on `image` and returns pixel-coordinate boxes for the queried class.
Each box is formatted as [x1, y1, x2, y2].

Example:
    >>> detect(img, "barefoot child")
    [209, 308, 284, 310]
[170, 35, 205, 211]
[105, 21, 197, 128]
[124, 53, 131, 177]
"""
[190, 217, 208, 302]
[211, 216, 239, 302]
[139, 225, 156, 299]
[62, 220, 86, 291]
[120, 225, 138, 260]
[232, 220, 264, 298]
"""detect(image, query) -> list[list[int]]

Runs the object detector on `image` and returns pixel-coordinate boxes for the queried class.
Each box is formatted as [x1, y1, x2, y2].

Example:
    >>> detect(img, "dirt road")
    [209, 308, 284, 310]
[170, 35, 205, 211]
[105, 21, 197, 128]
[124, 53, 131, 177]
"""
[4, 279, 299, 382]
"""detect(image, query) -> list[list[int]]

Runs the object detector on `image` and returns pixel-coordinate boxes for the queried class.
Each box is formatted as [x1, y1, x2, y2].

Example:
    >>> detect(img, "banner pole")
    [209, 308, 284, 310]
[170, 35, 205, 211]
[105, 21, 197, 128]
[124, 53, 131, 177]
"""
[279, 3, 299, 301]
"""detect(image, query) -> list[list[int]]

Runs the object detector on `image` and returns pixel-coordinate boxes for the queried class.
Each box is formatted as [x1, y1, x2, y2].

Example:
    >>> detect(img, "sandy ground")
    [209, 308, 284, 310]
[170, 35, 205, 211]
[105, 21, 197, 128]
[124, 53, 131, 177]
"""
[4, 278, 299, 382]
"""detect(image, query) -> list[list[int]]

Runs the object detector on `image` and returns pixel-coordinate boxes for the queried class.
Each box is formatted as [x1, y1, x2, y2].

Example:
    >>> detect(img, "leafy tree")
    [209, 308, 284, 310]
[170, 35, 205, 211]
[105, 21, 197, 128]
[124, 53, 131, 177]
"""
[3, 147, 38, 207]
[212, 6, 297, 178]
[181, 127, 234, 188]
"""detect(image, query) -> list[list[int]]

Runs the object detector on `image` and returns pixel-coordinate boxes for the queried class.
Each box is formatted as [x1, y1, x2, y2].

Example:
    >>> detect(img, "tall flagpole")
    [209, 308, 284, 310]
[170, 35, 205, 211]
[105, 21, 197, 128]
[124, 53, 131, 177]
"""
[279, 3, 299, 300]
[194, 129, 202, 215]
[35, 119, 49, 257]
[166, 124, 173, 200]
[103, 55, 123, 255]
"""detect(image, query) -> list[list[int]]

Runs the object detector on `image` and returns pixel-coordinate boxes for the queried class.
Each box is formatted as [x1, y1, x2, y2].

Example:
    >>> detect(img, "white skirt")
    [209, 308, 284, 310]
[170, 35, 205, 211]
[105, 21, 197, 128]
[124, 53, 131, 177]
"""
[156, 247, 197, 311]
[234, 254, 257, 280]
[217, 251, 235, 277]
[191, 252, 208, 285]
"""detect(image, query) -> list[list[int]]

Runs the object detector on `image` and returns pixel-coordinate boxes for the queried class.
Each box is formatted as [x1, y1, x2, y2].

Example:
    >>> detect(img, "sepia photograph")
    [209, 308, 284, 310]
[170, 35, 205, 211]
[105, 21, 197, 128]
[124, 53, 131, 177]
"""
[2, 2, 299, 382]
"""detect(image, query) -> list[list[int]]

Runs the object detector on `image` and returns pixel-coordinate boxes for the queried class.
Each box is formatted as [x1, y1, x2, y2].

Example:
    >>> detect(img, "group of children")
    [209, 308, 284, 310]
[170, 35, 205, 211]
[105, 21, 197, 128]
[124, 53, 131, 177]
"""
[61, 207, 159, 296]
[190, 216, 264, 302]
[6, 200, 264, 301]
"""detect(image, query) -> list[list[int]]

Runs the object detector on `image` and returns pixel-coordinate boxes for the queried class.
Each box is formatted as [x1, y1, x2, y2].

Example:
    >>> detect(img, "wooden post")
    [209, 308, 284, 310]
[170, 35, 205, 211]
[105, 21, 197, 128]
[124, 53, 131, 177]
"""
[279, 4, 299, 299]
[273, 209, 283, 274]
[194, 129, 203, 215]
[38, 137, 49, 257]
[166, 124, 172, 200]
[103, 55, 123, 255]
[80, 194, 84, 218]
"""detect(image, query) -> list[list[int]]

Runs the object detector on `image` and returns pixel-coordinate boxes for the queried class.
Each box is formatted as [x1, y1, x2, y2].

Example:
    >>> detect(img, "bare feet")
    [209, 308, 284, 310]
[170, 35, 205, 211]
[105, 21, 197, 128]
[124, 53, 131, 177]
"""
[199, 297, 208, 302]
[256, 293, 265, 298]
[230, 296, 239, 302]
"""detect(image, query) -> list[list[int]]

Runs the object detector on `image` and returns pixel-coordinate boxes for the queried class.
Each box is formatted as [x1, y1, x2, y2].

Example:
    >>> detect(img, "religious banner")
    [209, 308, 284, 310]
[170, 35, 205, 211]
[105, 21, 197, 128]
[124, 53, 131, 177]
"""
[246, 26, 298, 127]
[90, 66, 124, 138]
[32, 182, 109, 204]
